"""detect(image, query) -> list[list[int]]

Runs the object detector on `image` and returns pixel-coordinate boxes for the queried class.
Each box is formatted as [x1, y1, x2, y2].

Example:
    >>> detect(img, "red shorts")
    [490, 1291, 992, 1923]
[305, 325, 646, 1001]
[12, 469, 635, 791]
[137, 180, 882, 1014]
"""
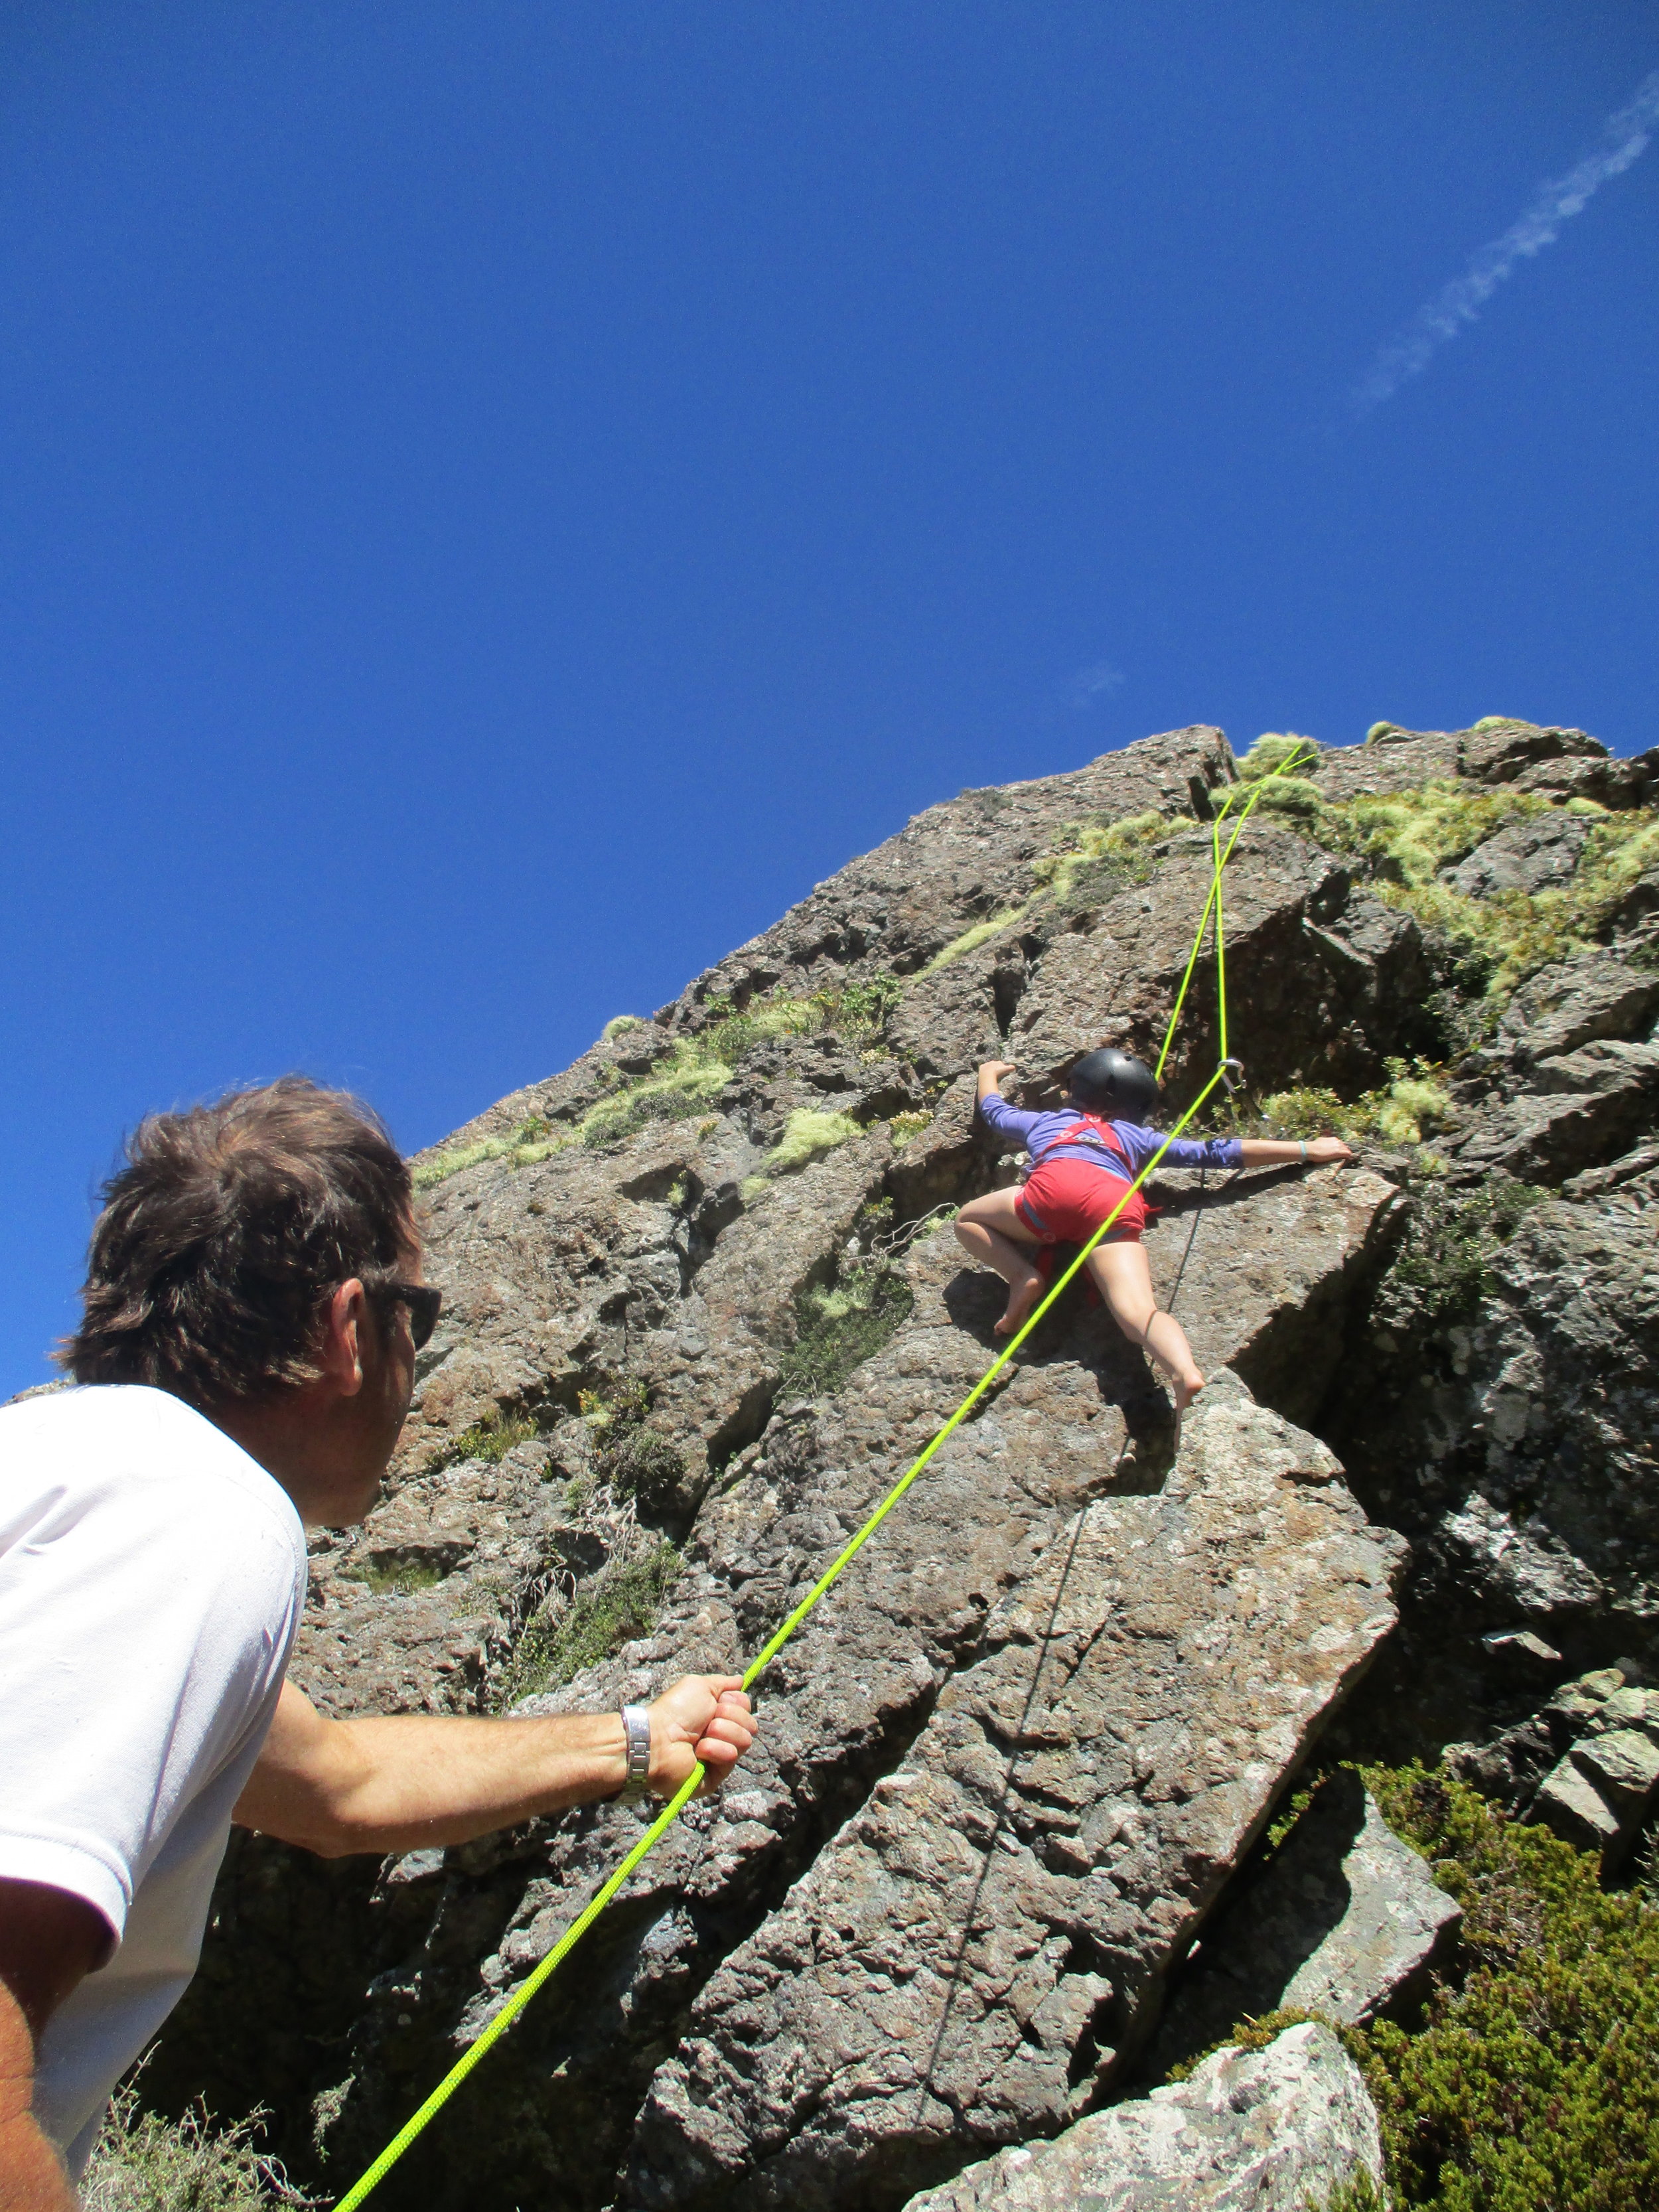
[1015, 1157, 1145, 1246]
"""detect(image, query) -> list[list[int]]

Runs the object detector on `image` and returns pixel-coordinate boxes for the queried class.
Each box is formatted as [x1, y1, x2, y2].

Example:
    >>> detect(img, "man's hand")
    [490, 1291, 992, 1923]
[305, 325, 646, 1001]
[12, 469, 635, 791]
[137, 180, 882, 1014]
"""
[647, 1677, 757, 1799]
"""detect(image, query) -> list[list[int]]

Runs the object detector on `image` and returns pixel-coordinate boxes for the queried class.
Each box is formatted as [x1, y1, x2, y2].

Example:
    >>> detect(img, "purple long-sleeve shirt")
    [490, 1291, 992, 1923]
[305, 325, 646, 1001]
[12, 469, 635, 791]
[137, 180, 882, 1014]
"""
[977, 1090, 1244, 1177]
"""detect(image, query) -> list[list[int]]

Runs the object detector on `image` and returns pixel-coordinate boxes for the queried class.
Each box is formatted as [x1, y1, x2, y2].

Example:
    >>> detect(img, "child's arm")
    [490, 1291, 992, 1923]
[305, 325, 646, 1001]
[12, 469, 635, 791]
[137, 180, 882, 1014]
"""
[1238, 1136, 1353, 1165]
[974, 1061, 1040, 1144]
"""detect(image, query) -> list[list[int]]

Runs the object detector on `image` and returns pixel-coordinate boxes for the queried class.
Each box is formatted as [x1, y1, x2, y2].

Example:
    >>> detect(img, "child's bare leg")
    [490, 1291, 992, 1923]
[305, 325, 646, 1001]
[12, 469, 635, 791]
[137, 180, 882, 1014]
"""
[955, 1191, 1048, 1335]
[1086, 1239, 1206, 1412]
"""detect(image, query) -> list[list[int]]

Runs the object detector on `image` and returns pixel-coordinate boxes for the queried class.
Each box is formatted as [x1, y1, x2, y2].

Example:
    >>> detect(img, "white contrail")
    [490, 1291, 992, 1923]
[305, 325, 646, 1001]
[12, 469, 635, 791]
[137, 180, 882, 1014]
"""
[1353, 66, 1659, 413]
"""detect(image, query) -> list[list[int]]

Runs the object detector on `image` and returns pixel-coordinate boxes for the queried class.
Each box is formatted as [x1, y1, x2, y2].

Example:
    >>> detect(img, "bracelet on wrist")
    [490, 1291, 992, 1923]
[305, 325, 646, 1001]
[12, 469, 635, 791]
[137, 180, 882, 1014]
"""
[618, 1704, 652, 1803]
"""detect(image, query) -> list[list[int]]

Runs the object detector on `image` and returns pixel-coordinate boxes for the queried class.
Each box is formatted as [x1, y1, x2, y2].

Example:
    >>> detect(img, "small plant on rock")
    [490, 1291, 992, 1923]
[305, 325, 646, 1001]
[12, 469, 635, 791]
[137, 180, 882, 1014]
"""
[499, 1542, 682, 1703]
[437, 1408, 538, 1469]
[775, 1257, 914, 1402]
[764, 1109, 863, 1174]
[81, 2081, 305, 2210]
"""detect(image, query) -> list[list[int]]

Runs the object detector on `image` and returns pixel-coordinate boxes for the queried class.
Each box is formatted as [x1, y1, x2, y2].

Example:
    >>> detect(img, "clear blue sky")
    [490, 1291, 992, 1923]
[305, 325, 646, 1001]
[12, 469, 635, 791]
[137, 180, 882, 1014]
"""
[3, 3, 1655, 1397]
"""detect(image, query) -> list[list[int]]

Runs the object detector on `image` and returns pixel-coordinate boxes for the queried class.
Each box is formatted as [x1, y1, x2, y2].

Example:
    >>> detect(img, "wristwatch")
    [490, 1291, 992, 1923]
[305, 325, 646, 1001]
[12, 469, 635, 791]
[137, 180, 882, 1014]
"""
[618, 1705, 653, 1803]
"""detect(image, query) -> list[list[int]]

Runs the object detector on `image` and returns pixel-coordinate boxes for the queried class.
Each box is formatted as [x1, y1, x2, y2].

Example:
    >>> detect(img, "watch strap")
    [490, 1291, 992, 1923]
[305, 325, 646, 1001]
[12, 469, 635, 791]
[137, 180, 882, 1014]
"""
[619, 1704, 652, 1802]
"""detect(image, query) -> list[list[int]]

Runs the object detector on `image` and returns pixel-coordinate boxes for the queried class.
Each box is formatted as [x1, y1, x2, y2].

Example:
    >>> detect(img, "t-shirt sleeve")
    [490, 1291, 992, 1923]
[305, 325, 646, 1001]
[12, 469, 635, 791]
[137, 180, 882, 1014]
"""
[1112, 1120, 1244, 1173]
[0, 1477, 302, 1944]
[977, 1091, 1041, 1145]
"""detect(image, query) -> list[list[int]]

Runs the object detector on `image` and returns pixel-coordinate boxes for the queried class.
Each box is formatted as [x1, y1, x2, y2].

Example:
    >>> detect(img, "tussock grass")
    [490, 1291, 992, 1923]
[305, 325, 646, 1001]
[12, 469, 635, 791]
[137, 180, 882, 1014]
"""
[765, 1108, 863, 1173]
[1032, 808, 1167, 909]
[500, 1542, 682, 1702]
[924, 909, 1029, 972]
[1236, 767, 1659, 1008]
[81, 2085, 303, 2210]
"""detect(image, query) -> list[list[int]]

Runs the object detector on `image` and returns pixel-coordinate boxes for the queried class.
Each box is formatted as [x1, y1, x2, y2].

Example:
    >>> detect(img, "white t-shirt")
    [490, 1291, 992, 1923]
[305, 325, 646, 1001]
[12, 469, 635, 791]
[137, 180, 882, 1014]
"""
[0, 1384, 307, 2175]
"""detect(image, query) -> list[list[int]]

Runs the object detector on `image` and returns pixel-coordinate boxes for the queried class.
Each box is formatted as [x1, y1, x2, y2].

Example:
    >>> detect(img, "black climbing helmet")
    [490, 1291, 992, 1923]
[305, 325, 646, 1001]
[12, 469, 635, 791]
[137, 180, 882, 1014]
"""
[1066, 1048, 1160, 1122]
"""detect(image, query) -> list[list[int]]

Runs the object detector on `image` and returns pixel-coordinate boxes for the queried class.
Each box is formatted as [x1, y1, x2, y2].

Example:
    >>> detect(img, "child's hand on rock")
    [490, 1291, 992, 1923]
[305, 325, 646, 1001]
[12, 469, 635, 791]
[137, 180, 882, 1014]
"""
[1305, 1136, 1354, 1164]
[979, 1060, 1017, 1084]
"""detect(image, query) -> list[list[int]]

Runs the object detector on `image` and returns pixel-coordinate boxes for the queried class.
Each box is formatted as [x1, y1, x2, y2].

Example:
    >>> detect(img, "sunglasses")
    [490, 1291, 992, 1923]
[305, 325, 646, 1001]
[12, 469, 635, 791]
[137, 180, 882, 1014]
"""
[373, 1279, 443, 1350]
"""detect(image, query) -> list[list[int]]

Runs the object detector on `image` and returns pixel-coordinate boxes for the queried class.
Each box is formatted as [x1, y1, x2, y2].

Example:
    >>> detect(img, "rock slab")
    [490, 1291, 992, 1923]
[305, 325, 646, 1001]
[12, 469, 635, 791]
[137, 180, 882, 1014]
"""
[899, 2023, 1384, 2212]
[632, 1379, 1405, 2211]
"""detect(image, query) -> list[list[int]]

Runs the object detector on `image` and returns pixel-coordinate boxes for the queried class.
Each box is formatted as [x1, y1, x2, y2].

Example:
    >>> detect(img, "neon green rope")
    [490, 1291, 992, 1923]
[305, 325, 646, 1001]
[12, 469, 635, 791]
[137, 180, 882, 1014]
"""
[332, 747, 1301, 2208]
[1152, 743, 1313, 1080]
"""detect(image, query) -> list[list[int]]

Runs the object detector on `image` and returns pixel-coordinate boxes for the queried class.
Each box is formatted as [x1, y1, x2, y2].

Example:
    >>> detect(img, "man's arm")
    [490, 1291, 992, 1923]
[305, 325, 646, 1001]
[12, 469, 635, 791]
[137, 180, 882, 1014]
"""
[234, 1676, 758, 1859]
[0, 1881, 109, 2212]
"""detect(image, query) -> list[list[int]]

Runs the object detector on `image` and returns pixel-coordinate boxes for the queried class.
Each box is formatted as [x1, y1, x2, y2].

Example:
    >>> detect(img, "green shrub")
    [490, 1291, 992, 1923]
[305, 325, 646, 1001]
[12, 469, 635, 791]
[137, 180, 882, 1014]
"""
[337, 1558, 446, 1597]
[887, 1110, 932, 1147]
[579, 1379, 687, 1513]
[81, 2084, 301, 2209]
[602, 1015, 647, 1039]
[1259, 1058, 1452, 1147]
[500, 1543, 682, 1703]
[1177, 1765, 1659, 2209]
[1350, 1765, 1659, 2209]
[1369, 1178, 1547, 1337]
[775, 1259, 914, 1401]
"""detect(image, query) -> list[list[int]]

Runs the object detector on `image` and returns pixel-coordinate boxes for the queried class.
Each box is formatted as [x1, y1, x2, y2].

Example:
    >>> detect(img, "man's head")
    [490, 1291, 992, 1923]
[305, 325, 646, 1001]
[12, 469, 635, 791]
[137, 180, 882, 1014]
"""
[1066, 1047, 1159, 1122]
[62, 1078, 427, 1521]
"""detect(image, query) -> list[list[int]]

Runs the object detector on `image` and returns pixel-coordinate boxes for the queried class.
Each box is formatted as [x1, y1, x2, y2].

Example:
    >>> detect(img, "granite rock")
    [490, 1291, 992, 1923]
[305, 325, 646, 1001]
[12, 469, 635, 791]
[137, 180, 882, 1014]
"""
[630, 1380, 1404, 2211]
[898, 2024, 1384, 2212]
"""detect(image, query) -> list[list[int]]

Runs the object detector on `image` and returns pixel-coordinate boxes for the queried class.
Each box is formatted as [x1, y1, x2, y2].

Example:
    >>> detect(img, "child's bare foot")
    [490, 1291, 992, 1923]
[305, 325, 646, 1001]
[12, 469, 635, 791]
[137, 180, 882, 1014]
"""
[994, 1270, 1046, 1336]
[1171, 1368, 1205, 1414]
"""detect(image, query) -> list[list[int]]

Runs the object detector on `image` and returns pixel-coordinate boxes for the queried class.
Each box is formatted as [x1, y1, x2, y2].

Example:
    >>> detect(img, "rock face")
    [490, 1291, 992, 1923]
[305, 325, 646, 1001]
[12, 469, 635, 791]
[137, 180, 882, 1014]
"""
[144, 715, 1659, 2210]
[1447, 1665, 1659, 1870]
[633, 1378, 1402, 2210]
[899, 2024, 1384, 2212]
[1151, 1769, 1460, 2077]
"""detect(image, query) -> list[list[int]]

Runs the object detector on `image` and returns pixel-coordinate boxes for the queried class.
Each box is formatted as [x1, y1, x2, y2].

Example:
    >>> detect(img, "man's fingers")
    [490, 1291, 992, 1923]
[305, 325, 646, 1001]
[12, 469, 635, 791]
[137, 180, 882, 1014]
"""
[699, 1715, 755, 1750]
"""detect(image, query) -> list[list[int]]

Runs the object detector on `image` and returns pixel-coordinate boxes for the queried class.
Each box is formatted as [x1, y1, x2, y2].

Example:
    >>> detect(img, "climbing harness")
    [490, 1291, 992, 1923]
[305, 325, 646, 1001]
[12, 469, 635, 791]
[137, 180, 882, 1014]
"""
[332, 745, 1313, 2209]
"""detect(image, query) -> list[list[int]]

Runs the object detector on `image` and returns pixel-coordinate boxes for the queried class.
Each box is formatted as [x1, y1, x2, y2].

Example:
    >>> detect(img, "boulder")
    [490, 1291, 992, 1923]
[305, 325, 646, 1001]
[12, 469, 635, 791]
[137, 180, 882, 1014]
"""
[898, 2024, 1384, 2212]
[1151, 1769, 1460, 2073]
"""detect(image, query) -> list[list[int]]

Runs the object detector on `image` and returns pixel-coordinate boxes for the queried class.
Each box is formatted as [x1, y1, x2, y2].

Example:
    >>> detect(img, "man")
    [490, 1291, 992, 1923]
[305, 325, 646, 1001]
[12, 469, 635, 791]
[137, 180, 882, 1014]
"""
[0, 1079, 757, 2209]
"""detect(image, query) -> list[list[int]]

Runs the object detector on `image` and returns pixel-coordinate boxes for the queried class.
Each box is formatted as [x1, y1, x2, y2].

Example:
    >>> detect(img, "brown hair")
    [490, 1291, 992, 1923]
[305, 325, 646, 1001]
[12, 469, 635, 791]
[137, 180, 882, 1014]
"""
[61, 1077, 415, 1404]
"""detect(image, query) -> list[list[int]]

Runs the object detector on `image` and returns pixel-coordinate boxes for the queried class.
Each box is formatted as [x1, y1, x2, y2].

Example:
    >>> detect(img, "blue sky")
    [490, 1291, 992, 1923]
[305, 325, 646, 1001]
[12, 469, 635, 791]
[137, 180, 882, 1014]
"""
[3, 3, 1655, 1396]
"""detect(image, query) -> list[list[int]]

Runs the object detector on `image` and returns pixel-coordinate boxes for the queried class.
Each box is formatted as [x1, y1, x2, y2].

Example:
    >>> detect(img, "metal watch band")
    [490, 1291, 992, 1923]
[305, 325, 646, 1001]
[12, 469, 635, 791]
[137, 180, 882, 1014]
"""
[619, 1704, 652, 1802]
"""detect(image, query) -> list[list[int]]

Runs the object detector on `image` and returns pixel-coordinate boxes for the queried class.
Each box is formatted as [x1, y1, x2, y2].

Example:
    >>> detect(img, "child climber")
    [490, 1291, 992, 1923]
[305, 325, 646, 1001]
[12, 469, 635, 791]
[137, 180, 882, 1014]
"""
[956, 1049, 1353, 1412]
